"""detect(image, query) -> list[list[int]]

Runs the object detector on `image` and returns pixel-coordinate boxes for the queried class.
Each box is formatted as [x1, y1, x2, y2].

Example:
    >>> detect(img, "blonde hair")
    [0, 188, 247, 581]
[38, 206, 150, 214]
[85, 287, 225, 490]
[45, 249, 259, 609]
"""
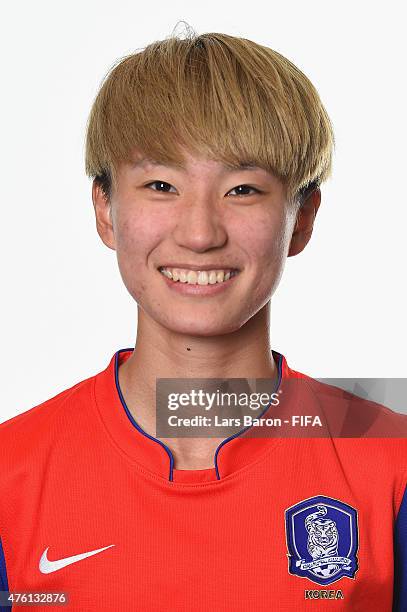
[84, 25, 334, 205]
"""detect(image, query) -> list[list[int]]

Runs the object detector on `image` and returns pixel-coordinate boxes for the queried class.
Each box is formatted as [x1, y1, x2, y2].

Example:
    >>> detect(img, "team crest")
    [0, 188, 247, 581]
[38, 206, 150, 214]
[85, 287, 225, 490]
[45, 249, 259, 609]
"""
[285, 495, 359, 586]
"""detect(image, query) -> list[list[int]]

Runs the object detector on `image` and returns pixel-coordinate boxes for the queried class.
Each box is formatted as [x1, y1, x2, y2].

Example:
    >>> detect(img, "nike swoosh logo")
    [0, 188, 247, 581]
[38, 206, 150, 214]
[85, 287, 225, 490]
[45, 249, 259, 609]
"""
[39, 544, 115, 573]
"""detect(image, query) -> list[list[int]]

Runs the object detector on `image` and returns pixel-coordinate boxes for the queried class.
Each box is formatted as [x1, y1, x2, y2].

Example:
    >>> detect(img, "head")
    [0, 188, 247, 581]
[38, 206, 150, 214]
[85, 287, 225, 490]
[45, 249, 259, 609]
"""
[85, 28, 334, 336]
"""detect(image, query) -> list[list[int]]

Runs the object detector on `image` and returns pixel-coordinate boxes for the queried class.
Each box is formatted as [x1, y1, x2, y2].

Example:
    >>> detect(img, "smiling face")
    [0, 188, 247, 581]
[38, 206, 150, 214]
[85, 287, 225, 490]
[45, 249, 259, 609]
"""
[92, 148, 320, 337]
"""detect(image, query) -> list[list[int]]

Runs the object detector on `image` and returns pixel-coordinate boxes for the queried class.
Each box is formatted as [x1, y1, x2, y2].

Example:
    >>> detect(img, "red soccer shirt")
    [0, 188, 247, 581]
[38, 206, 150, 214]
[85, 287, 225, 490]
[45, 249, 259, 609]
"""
[1, 348, 406, 611]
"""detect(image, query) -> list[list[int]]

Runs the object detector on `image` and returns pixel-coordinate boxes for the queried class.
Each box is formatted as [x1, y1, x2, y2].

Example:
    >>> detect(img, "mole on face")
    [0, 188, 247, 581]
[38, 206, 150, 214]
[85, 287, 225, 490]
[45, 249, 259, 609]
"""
[187, 347, 191, 351]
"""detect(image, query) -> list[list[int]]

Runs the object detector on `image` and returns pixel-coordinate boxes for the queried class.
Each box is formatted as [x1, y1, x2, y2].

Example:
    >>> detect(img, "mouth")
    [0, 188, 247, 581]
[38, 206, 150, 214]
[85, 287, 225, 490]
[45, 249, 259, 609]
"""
[157, 266, 240, 286]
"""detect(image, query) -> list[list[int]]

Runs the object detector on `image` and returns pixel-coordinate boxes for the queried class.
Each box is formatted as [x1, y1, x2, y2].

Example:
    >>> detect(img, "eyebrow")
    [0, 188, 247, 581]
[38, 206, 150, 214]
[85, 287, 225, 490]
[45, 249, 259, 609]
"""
[130, 157, 264, 173]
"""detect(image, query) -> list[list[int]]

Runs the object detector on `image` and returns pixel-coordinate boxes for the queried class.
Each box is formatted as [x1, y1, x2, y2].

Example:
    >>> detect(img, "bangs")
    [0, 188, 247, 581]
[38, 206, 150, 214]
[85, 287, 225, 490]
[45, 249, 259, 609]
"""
[85, 32, 334, 202]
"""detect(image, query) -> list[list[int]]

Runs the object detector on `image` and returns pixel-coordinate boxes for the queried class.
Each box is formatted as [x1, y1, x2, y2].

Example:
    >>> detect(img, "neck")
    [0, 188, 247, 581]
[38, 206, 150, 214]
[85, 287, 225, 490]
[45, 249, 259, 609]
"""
[118, 302, 278, 469]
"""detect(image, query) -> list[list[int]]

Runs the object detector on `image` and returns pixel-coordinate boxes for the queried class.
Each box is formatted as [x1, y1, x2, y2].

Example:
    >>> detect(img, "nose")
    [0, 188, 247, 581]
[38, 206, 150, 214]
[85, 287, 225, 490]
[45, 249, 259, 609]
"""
[172, 197, 228, 253]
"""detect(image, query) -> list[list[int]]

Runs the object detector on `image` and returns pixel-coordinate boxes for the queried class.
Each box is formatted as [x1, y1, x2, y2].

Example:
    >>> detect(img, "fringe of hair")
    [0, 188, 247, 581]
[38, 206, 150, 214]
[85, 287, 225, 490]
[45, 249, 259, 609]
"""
[84, 26, 334, 205]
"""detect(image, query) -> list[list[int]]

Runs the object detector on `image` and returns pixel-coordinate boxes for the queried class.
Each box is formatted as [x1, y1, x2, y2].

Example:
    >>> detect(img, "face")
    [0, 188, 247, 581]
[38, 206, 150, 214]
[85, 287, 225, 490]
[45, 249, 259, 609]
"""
[92, 148, 320, 336]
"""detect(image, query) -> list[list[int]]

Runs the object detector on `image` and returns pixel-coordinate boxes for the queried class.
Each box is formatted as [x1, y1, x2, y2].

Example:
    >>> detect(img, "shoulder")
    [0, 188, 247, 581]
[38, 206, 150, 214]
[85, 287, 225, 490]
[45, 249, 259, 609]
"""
[286, 370, 407, 485]
[292, 371, 407, 437]
[0, 373, 96, 464]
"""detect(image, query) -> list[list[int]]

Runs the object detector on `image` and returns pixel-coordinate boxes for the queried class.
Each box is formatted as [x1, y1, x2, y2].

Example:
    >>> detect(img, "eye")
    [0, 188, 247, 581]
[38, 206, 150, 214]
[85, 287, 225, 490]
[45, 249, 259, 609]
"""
[144, 181, 261, 197]
[145, 181, 176, 193]
[227, 184, 260, 197]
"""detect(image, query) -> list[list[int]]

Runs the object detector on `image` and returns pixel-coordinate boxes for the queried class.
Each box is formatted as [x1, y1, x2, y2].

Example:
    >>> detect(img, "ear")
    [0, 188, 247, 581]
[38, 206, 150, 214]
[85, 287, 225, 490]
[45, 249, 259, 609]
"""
[92, 180, 116, 251]
[287, 187, 321, 257]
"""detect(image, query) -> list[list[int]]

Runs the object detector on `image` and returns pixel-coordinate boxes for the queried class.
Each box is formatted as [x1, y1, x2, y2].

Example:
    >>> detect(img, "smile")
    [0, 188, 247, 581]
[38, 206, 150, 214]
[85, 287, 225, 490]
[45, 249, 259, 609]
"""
[158, 267, 239, 286]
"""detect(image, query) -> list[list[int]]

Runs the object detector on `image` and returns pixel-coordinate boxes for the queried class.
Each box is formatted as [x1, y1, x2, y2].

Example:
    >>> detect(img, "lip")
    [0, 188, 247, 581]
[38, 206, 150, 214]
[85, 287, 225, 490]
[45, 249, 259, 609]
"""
[158, 264, 239, 272]
[158, 268, 240, 296]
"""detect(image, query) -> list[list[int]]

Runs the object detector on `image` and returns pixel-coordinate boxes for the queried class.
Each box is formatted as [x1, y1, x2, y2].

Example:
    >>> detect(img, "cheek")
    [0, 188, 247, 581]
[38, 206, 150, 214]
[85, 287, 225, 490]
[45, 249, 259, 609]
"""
[244, 211, 293, 272]
[113, 213, 163, 299]
[239, 211, 294, 305]
[116, 218, 144, 271]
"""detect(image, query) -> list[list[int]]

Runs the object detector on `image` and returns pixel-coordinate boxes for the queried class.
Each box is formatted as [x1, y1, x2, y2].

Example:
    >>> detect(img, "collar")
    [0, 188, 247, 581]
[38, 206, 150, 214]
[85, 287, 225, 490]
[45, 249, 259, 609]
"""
[93, 348, 301, 484]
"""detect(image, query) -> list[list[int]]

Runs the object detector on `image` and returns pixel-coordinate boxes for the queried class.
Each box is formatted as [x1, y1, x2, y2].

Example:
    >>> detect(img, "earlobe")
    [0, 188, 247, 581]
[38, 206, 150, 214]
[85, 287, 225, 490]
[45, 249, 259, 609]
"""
[92, 180, 116, 251]
[287, 188, 321, 257]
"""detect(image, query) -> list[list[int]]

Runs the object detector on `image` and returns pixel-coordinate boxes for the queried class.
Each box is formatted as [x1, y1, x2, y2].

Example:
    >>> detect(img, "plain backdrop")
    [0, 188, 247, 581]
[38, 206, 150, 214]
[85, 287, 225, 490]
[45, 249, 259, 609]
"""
[1, 1, 406, 421]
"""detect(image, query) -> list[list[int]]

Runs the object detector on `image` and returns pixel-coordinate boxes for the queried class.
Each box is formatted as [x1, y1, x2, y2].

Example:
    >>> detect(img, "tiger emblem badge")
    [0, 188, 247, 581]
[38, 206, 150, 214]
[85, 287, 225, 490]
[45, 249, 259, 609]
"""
[285, 495, 359, 585]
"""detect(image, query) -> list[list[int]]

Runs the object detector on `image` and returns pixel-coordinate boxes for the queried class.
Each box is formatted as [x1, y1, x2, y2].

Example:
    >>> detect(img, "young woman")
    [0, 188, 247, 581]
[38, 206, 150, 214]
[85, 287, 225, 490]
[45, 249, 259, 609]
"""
[1, 30, 406, 611]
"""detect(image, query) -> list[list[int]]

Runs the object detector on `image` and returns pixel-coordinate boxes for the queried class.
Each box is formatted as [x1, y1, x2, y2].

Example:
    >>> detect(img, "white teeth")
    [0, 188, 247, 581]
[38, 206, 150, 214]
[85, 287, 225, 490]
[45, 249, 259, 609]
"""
[197, 271, 207, 285]
[187, 270, 198, 284]
[208, 271, 217, 284]
[159, 267, 238, 285]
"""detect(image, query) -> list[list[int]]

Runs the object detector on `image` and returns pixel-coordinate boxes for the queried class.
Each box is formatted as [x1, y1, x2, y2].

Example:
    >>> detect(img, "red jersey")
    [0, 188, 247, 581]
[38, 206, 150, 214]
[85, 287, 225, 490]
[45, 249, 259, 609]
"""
[0, 348, 406, 610]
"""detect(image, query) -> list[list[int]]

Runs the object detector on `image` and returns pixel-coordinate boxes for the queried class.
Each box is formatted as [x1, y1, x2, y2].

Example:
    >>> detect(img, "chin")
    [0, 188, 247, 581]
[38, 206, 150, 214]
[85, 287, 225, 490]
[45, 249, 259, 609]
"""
[157, 313, 243, 337]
